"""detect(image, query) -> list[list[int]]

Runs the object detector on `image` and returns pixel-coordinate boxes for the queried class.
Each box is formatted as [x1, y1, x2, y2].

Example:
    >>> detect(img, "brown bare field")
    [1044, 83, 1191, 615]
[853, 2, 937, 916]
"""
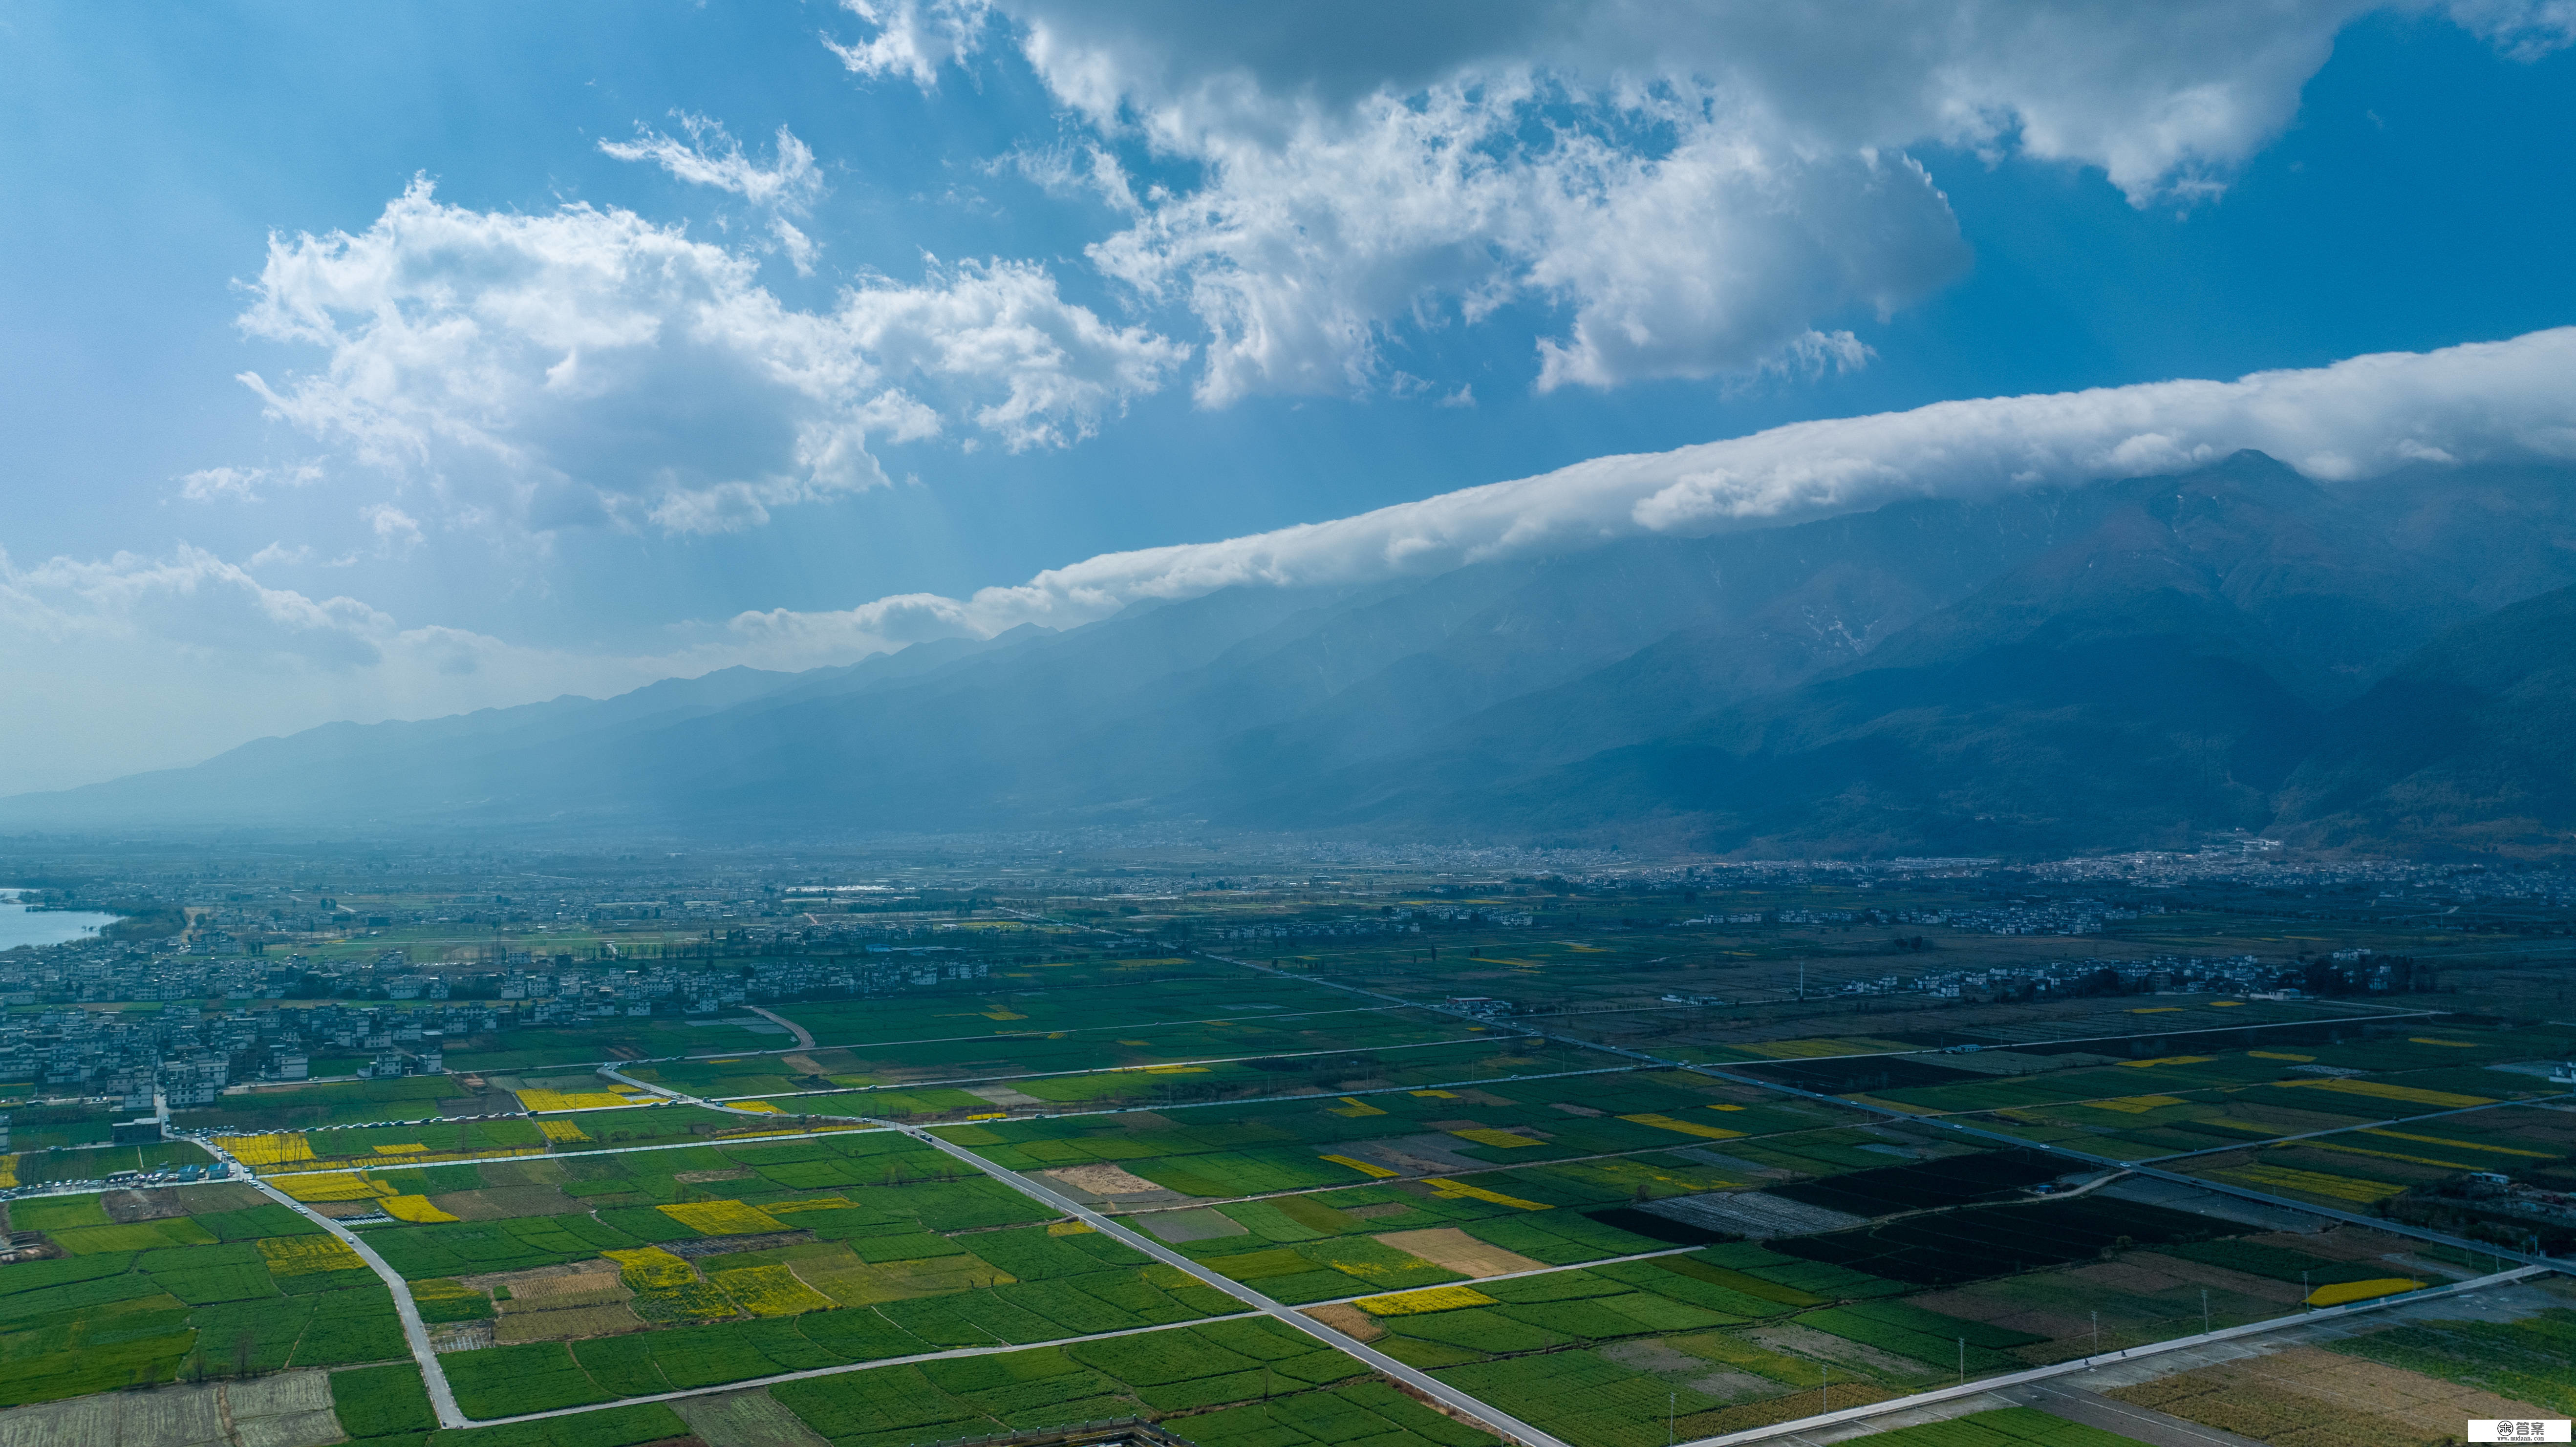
[1747, 1324, 1931, 1380]
[471, 1258, 634, 1310]
[1043, 1163, 1166, 1194]
[495, 1302, 650, 1343]
[1373, 1227, 1544, 1278]
[2110, 1344, 2554, 1447]
[675, 1168, 758, 1184]
[100, 1189, 193, 1223]
[432, 1184, 586, 1220]
[1303, 1303, 1383, 1341]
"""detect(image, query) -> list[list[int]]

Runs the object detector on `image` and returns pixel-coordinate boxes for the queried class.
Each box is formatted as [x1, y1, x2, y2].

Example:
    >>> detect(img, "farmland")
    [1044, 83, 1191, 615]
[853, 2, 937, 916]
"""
[5, 858, 2576, 1447]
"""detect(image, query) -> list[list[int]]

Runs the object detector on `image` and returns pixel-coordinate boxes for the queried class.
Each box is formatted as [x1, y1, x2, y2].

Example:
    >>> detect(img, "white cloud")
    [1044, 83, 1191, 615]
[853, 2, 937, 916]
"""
[176, 462, 321, 503]
[235, 178, 1187, 538]
[19, 328, 2576, 797]
[834, 1, 2576, 402]
[738, 326, 2576, 646]
[601, 113, 829, 275]
[824, 0, 991, 86]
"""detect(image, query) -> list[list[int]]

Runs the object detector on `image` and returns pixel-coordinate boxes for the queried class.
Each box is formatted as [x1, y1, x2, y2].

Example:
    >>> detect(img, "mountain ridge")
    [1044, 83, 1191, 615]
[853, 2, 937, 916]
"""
[12, 452, 2576, 858]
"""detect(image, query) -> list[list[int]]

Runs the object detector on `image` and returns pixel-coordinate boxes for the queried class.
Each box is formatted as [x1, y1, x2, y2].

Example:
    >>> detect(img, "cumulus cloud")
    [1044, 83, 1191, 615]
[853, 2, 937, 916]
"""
[235, 178, 1187, 537]
[831, 0, 2576, 402]
[734, 326, 2576, 649]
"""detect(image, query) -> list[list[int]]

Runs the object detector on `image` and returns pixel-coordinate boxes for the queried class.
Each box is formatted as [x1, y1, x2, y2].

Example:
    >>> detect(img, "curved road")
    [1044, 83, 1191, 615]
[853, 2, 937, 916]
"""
[199, 1142, 468, 1429]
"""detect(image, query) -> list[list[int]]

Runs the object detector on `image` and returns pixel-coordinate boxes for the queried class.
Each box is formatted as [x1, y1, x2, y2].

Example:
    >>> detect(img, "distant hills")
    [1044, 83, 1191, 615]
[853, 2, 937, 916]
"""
[12, 451, 2576, 858]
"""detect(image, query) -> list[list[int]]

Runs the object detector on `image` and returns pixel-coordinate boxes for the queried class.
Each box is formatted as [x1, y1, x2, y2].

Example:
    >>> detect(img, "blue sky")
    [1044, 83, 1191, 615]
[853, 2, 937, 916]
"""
[3, 1, 2574, 792]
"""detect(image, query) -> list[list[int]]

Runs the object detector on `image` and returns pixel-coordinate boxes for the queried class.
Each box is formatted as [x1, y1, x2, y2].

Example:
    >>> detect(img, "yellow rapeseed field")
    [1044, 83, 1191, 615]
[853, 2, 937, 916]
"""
[1428, 1179, 1549, 1210]
[658, 1199, 787, 1235]
[220, 1134, 316, 1168]
[766, 1197, 855, 1214]
[2215, 1164, 2407, 1204]
[515, 1086, 638, 1112]
[373, 1144, 429, 1156]
[2308, 1277, 2422, 1307]
[604, 1246, 698, 1288]
[711, 1264, 834, 1317]
[0, 1156, 17, 1190]
[728, 1100, 783, 1113]
[1447, 1128, 1544, 1149]
[537, 1119, 590, 1142]
[276, 1172, 395, 1203]
[2088, 1095, 2189, 1114]
[1354, 1285, 1498, 1316]
[381, 1194, 460, 1223]
[258, 1235, 366, 1276]
[1319, 1153, 1397, 1179]
[1619, 1112, 1746, 1141]
[2280, 1078, 2492, 1109]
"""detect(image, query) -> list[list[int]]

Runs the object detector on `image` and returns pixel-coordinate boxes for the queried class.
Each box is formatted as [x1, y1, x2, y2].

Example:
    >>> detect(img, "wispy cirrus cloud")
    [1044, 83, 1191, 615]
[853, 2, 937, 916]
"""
[601, 112, 829, 273]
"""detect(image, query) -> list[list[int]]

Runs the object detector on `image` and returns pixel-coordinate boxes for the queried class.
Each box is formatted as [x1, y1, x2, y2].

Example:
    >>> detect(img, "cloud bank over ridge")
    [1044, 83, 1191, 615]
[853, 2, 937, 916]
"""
[733, 326, 2576, 654]
[12, 326, 2575, 797]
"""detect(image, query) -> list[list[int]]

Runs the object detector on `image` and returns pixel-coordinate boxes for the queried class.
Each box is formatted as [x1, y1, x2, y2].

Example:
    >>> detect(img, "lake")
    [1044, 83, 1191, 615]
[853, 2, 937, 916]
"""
[0, 889, 124, 950]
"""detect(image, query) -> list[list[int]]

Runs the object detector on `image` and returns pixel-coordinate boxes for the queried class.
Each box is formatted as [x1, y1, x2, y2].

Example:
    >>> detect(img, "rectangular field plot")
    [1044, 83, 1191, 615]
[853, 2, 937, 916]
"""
[0, 1187, 410, 1406]
[759, 1319, 1469, 1447]
[1767, 1196, 2240, 1286]
[930, 1068, 1868, 1199]
[403, 1210, 1245, 1409]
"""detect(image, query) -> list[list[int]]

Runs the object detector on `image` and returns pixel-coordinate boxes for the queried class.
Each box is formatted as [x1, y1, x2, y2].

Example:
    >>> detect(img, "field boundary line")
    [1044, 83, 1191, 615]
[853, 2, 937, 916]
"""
[454, 1311, 1268, 1426]
[876, 1117, 1575, 1447]
[2136, 1091, 2576, 1164]
[1297, 1244, 1706, 1305]
[712, 1030, 1535, 1104]
[202, 1138, 469, 1430]
[1678, 1262, 2557, 1446]
[1201, 951, 2560, 1272]
[608, 1064, 1573, 1447]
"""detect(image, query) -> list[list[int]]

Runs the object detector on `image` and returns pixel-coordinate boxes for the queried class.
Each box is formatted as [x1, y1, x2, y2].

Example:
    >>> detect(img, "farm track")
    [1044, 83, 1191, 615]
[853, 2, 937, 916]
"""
[1679, 1263, 2556, 1445]
[601, 1054, 1578, 1447]
[201, 1138, 470, 1430]
[81, 926, 2555, 1445]
[1201, 950, 2566, 1272]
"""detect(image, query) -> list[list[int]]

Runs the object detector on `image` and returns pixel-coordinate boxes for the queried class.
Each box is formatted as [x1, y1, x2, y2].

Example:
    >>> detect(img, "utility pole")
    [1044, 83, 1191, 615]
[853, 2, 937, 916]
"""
[1667, 1390, 1676, 1447]
[2091, 1310, 2100, 1356]
[1821, 1364, 1829, 1412]
[1957, 1337, 1965, 1385]
[2201, 1288, 2210, 1334]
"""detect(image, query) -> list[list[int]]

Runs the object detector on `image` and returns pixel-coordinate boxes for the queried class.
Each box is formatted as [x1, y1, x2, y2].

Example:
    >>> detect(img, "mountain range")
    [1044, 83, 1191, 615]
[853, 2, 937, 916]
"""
[12, 450, 2576, 858]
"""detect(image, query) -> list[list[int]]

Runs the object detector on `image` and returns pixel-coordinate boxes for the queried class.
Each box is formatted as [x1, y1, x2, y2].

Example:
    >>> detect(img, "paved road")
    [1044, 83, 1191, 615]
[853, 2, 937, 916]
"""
[206, 1145, 468, 1429]
[1997, 1382, 2270, 1447]
[744, 1004, 816, 1051]
[1679, 1264, 2552, 1445]
[880, 1119, 1573, 1447]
